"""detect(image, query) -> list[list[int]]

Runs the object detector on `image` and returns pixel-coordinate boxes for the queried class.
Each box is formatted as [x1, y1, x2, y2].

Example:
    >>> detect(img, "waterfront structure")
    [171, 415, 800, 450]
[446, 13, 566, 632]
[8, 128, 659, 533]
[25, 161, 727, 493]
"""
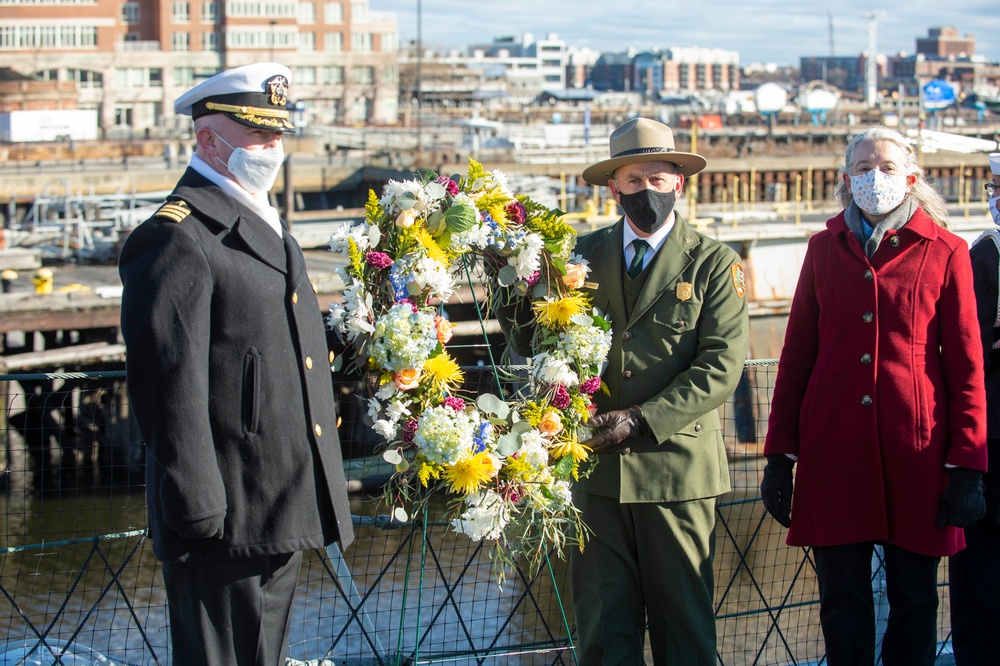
[0, 0, 399, 135]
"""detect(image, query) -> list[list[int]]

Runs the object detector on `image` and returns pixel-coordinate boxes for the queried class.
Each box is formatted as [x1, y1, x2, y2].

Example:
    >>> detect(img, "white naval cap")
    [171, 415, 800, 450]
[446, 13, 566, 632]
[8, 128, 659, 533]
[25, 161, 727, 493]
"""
[174, 62, 295, 133]
[990, 152, 1000, 176]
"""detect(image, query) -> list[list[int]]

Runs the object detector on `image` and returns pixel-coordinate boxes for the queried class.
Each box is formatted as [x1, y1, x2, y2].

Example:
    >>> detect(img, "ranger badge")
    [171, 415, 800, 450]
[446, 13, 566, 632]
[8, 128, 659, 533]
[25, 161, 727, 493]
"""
[676, 282, 693, 301]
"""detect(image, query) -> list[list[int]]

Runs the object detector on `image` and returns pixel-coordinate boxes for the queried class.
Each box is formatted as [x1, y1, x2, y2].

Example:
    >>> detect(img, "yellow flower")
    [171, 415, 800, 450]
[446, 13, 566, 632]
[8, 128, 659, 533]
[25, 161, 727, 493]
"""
[538, 410, 564, 438]
[533, 294, 589, 328]
[418, 461, 442, 487]
[444, 452, 497, 495]
[550, 438, 589, 462]
[423, 352, 464, 390]
[415, 226, 449, 266]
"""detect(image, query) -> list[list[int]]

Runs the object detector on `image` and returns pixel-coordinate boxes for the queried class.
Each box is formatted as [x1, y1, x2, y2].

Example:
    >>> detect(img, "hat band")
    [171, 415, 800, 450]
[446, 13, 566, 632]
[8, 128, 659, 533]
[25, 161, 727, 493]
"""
[612, 146, 677, 159]
[205, 102, 290, 119]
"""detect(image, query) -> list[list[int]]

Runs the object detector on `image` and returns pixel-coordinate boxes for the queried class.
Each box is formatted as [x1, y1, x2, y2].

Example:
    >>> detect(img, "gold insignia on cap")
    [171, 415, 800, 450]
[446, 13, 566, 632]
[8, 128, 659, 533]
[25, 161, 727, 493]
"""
[676, 282, 693, 301]
[154, 200, 191, 223]
[731, 263, 746, 299]
[267, 75, 289, 107]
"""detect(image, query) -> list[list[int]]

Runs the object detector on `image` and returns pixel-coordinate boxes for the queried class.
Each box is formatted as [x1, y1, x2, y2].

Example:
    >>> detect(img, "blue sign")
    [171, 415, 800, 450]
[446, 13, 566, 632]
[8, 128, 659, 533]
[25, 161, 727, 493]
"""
[922, 79, 956, 110]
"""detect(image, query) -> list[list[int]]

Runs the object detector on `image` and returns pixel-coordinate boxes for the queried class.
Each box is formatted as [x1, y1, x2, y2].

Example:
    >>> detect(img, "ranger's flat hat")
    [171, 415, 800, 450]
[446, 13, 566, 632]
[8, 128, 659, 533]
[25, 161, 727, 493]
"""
[582, 117, 706, 185]
[174, 62, 295, 133]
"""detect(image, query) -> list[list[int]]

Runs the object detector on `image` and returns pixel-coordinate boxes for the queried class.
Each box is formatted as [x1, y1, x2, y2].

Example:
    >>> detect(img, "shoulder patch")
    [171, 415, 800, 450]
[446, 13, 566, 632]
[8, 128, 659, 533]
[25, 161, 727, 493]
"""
[731, 263, 746, 299]
[154, 200, 191, 223]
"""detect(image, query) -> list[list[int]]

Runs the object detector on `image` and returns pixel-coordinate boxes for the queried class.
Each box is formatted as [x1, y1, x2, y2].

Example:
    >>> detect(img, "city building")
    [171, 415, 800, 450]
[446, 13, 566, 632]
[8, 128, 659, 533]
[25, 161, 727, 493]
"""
[916, 26, 975, 59]
[0, 0, 400, 135]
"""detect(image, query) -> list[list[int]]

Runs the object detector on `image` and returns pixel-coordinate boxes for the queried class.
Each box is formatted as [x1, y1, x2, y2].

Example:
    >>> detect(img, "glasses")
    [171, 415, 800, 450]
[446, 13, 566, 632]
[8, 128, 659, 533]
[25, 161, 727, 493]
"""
[987, 182, 997, 197]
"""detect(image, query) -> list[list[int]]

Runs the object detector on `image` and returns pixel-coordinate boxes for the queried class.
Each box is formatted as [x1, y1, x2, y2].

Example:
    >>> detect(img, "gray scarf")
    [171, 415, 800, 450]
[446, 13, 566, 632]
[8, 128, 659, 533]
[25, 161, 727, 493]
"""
[843, 197, 919, 258]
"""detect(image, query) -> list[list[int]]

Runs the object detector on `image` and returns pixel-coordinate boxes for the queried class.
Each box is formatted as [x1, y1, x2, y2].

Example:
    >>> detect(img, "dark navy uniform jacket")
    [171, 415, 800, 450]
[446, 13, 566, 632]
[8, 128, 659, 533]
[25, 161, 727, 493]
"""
[119, 168, 354, 562]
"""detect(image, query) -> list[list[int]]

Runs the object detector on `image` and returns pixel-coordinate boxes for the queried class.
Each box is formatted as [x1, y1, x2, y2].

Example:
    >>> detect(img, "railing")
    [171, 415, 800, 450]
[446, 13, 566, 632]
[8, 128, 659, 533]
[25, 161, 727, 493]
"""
[0, 363, 957, 665]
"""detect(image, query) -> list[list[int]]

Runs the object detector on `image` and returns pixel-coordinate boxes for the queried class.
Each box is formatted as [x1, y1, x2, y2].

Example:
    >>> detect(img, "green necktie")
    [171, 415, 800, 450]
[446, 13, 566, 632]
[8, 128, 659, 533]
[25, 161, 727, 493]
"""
[628, 239, 649, 278]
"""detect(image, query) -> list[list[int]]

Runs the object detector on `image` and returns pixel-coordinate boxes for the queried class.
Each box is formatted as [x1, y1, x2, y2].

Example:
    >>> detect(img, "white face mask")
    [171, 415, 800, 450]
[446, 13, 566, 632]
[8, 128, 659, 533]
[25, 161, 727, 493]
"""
[849, 168, 909, 216]
[990, 191, 1000, 226]
[213, 132, 284, 194]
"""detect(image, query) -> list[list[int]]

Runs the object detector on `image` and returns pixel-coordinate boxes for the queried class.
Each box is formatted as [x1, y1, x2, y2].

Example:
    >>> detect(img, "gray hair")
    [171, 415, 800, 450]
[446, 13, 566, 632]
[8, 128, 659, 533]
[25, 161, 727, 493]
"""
[834, 125, 950, 228]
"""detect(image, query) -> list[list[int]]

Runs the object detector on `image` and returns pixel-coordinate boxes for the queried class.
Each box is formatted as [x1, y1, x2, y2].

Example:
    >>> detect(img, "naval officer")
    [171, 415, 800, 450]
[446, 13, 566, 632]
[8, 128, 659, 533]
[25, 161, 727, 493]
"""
[119, 63, 354, 666]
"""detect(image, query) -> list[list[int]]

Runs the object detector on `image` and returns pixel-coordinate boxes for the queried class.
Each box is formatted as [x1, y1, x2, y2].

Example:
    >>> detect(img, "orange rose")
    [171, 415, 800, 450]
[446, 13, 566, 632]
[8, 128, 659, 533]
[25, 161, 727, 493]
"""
[434, 315, 454, 344]
[393, 368, 422, 390]
[561, 263, 588, 290]
[538, 410, 564, 438]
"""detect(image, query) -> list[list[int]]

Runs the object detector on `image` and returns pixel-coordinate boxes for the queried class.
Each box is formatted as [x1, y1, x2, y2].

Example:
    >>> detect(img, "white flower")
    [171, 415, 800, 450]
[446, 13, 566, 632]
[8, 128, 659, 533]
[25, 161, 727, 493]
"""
[451, 490, 510, 541]
[531, 352, 579, 387]
[414, 404, 479, 466]
[510, 233, 544, 279]
[369, 304, 438, 372]
[372, 419, 397, 440]
[412, 257, 457, 302]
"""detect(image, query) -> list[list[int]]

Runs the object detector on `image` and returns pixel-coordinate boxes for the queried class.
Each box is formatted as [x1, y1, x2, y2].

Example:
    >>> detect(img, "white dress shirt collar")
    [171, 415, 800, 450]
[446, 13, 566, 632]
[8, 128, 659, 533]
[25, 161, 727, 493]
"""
[622, 212, 675, 268]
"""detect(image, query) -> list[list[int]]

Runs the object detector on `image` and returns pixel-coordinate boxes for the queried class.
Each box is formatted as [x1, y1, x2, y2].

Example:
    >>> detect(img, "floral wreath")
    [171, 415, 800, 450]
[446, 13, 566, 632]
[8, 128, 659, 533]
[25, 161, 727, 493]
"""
[327, 160, 612, 580]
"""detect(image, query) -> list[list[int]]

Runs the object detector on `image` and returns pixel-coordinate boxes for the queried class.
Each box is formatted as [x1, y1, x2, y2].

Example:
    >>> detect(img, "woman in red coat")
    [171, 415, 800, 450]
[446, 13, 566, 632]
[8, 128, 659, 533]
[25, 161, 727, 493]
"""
[760, 125, 987, 666]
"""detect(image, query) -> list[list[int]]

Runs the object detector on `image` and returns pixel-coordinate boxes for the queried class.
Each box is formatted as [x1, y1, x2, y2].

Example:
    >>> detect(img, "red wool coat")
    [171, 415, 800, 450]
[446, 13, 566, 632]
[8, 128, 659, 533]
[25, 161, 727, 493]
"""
[764, 207, 988, 557]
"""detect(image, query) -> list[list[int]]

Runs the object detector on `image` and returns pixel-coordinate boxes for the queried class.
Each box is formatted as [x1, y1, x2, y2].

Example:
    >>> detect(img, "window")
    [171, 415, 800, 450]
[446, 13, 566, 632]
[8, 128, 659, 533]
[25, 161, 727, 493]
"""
[172, 32, 190, 51]
[121, 2, 140, 24]
[324, 1, 341, 23]
[202, 31, 218, 51]
[172, 1, 190, 22]
[114, 106, 133, 127]
[324, 31, 341, 51]
[352, 32, 370, 52]
[299, 1, 314, 23]
[293, 66, 316, 85]
[201, 1, 218, 22]
[174, 67, 194, 86]
[299, 31, 314, 51]
[68, 68, 102, 88]
[352, 65, 373, 85]
[322, 65, 343, 85]
[350, 0, 366, 21]
[39, 25, 56, 47]
[381, 31, 396, 52]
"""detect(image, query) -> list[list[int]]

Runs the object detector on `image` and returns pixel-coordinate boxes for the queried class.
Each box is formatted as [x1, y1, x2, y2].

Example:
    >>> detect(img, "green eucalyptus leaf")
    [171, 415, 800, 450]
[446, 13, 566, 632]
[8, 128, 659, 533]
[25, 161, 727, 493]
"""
[510, 421, 534, 435]
[498, 265, 518, 287]
[497, 433, 520, 456]
[368, 224, 382, 248]
[425, 181, 446, 199]
[397, 192, 417, 210]
[331, 355, 344, 372]
[476, 393, 510, 419]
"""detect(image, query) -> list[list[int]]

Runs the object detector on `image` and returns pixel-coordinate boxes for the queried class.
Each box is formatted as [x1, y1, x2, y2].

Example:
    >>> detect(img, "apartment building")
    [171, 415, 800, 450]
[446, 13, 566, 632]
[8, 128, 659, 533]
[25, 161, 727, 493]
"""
[0, 0, 399, 135]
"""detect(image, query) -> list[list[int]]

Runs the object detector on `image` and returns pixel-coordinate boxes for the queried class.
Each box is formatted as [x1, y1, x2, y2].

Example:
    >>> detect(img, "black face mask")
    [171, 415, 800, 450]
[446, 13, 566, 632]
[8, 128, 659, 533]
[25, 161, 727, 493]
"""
[618, 188, 676, 234]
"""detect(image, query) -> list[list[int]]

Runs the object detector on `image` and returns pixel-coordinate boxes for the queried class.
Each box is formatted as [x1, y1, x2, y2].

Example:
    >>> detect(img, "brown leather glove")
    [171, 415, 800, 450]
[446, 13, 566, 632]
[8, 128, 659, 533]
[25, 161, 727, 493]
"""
[582, 406, 648, 455]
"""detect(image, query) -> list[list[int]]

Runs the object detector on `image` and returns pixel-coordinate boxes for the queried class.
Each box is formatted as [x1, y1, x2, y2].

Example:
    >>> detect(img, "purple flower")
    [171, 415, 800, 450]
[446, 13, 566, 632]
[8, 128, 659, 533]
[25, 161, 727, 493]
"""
[442, 396, 466, 411]
[505, 200, 526, 225]
[365, 251, 393, 270]
[437, 176, 459, 196]
[551, 385, 571, 410]
[524, 271, 541, 287]
[579, 377, 601, 395]
[402, 419, 418, 443]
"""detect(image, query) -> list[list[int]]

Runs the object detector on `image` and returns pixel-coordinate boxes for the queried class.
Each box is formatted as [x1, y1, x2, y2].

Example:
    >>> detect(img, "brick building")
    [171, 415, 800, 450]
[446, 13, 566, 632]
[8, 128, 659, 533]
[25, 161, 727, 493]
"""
[0, 0, 399, 135]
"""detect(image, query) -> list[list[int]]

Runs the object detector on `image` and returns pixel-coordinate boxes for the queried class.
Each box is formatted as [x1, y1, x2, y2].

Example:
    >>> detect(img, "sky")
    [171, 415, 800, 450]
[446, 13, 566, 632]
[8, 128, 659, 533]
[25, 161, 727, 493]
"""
[372, 0, 1000, 67]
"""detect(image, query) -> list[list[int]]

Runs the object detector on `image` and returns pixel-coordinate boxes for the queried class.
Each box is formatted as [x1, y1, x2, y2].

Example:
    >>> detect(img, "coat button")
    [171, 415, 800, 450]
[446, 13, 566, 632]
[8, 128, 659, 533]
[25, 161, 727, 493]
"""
[292, 292, 299, 304]
[622, 331, 632, 341]
[329, 350, 336, 364]
[864, 269, 874, 281]
[694, 424, 702, 432]
[623, 370, 633, 379]
[311, 281, 319, 294]
[889, 236, 900, 247]
[305, 356, 313, 370]
[314, 423, 323, 437]
[861, 353, 872, 364]
[861, 395, 873, 407]
[863, 311, 874, 323]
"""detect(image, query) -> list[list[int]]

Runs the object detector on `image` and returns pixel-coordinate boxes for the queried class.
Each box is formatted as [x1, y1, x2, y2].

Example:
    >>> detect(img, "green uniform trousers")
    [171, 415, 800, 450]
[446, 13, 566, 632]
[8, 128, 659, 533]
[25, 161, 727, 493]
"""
[571, 492, 718, 666]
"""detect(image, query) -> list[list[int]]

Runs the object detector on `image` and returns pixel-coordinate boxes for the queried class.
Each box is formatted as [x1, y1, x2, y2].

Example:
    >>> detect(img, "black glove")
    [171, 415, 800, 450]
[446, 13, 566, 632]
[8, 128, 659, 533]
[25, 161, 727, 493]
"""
[168, 513, 226, 540]
[760, 454, 795, 528]
[582, 406, 648, 456]
[937, 467, 986, 529]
